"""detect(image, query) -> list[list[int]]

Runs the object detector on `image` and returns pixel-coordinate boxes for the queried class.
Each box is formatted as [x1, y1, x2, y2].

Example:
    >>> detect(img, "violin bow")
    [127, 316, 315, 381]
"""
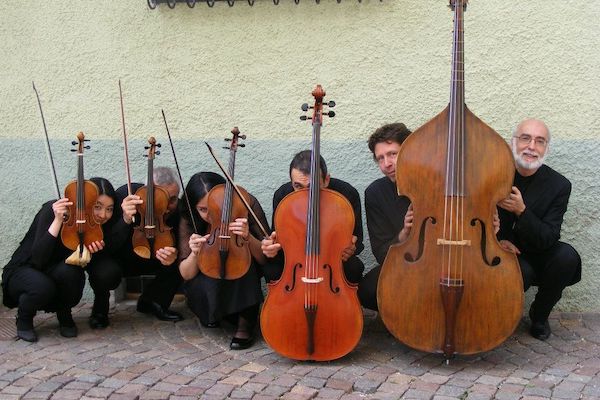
[118, 81, 137, 224]
[161, 109, 198, 234]
[33, 82, 62, 200]
[205, 141, 270, 239]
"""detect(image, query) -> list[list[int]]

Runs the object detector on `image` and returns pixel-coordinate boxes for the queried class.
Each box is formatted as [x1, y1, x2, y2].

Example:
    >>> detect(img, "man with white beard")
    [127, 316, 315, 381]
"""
[497, 118, 581, 340]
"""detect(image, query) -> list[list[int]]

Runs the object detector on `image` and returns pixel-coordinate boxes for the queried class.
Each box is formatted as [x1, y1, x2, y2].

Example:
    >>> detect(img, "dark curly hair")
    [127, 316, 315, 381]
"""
[367, 123, 412, 160]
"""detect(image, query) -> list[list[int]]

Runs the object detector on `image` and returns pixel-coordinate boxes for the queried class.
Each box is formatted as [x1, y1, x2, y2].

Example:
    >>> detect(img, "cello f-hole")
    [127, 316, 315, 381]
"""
[323, 264, 340, 294]
[285, 263, 302, 292]
[404, 216, 437, 262]
[470, 218, 501, 266]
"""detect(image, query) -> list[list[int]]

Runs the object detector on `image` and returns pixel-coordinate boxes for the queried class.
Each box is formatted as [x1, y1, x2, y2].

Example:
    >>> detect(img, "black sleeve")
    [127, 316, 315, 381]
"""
[515, 181, 571, 252]
[365, 186, 396, 265]
[345, 183, 364, 256]
[30, 202, 62, 270]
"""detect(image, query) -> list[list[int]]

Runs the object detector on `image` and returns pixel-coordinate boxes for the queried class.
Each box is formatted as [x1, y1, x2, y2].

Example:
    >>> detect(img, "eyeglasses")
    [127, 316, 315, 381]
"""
[514, 134, 547, 147]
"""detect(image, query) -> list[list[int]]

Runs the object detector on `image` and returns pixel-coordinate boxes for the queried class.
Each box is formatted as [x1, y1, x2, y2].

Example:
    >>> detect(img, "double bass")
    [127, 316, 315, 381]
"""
[377, 0, 523, 360]
[199, 127, 252, 280]
[132, 137, 175, 259]
[62, 132, 103, 266]
[260, 85, 363, 361]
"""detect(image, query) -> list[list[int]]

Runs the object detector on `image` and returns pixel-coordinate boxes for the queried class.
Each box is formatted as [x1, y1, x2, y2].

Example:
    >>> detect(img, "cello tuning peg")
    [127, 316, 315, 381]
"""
[156, 143, 162, 148]
[71, 141, 78, 146]
[300, 116, 311, 121]
[84, 145, 91, 149]
[223, 146, 230, 150]
[143, 154, 148, 158]
[239, 143, 246, 148]
[301, 103, 310, 111]
[155, 150, 160, 155]
[327, 100, 336, 108]
[239, 134, 247, 140]
[326, 111, 335, 118]
[84, 139, 91, 142]
[70, 149, 77, 152]
[224, 138, 232, 142]
[144, 146, 150, 150]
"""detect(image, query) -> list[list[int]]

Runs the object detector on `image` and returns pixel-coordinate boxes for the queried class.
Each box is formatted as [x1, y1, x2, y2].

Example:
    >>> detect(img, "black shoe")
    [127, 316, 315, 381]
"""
[529, 306, 551, 340]
[230, 335, 254, 350]
[200, 321, 220, 328]
[137, 299, 184, 322]
[530, 319, 551, 340]
[16, 315, 38, 342]
[89, 313, 110, 329]
[57, 310, 78, 338]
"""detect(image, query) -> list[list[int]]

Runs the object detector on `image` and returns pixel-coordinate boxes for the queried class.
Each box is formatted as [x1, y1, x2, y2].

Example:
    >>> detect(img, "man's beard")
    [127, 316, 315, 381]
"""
[513, 148, 545, 171]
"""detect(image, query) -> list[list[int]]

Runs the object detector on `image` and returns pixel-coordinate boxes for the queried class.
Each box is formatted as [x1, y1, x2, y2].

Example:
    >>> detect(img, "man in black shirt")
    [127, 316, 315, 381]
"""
[261, 150, 364, 285]
[497, 118, 581, 340]
[358, 123, 413, 311]
[115, 166, 184, 322]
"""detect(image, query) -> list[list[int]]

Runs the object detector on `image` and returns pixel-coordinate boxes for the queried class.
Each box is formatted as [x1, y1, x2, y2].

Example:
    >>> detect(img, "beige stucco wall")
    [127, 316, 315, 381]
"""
[1, 0, 598, 311]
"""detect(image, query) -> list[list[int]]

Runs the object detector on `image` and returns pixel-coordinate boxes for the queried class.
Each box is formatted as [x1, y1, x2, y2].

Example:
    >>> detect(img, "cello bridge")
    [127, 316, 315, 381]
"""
[301, 277, 324, 284]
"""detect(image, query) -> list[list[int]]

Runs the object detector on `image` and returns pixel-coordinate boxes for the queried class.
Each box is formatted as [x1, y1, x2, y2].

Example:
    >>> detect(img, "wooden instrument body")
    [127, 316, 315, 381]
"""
[377, 106, 524, 355]
[261, 188, 363, 361]
[198, 184, 251, 280]
[62, 179, 103, 250]
[132, 184, 174, 259]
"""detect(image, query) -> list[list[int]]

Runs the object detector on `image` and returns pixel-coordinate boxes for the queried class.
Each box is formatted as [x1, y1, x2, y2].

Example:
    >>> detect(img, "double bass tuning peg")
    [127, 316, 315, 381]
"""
[300, 115, 312, 121]
[327, 100, 336, 108]
[301, 103, 311, 111]
[325, 111, 335, 118]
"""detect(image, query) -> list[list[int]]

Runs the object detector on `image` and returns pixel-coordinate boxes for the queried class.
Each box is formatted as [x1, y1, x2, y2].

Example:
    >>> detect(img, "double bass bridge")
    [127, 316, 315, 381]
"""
[436, 238, 471, 246]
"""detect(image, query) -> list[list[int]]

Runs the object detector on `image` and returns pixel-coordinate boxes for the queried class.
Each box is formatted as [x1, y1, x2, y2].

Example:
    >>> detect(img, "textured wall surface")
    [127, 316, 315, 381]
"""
[1, 1, 598, 311]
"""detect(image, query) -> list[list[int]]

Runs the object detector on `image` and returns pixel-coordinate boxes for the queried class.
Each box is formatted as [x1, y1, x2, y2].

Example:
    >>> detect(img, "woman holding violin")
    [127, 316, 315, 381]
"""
[178, 172, 270, 350]
[1, 177, 127, 342]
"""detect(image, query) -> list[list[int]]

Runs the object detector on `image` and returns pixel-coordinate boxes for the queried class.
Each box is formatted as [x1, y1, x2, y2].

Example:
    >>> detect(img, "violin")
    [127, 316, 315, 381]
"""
[198, 127, 252, 280]
[132, 137, 175, 259]
[376, 0, 523, 360]
[61, 132, 103, 265]
[260, 85, 363, 361]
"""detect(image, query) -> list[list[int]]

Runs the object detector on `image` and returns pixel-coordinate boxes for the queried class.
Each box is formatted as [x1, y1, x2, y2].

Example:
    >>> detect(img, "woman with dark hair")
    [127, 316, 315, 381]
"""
[178, 172, 270, 350]
[1, 177, 128, 342]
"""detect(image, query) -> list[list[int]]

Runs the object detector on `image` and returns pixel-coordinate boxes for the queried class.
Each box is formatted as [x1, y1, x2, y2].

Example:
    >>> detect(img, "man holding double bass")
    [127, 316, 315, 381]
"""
[497, 118, 581, 340]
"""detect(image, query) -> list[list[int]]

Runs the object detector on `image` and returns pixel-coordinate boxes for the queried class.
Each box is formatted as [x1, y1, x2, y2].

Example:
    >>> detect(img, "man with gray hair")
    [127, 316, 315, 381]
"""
[115, 166, 184, 323]
[497, 118, 581, 340]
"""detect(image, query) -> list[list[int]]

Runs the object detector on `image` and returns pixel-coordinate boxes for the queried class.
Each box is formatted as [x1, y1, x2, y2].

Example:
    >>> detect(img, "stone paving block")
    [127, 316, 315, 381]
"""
[204, 382, 235, 397]
[115, 383, 148, 395]
[108, 393, 143, 399]
[522, 385, 553, 397]
[435, 384, 468, 397]
[493, 392, 522, 400]
[552, 388, 584, 399]
[239, 362, 267, 373]
[353, 377, 381, 393]
[419, 373, 450, 385]
[220, 374, 250, 386]
[325, 378, 353, 393]
[298, 376, 326, 389]
[139, 389, 170, 399]
[49, 388, 86, 399]
[377, 381, 409, 394]
[260, 384, 289, 397]
[475, 374, 504, 386]
[314, 387, 345, 399]
[1, 385, 30, 395]
[85, 386, 116, 397]
[401, 388, 436, 399]
[22, 392, 53, 400]
[151, 381, 182, 392]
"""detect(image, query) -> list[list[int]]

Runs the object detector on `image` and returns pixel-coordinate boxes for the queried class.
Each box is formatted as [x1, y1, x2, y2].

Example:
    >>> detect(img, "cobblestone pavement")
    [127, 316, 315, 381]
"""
[1, 300, 599, 400]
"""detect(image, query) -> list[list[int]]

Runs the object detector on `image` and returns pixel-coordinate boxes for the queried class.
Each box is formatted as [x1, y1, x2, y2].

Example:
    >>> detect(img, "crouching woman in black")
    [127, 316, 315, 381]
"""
[178, 172, 270, 350]
[1, 177, 127, 341]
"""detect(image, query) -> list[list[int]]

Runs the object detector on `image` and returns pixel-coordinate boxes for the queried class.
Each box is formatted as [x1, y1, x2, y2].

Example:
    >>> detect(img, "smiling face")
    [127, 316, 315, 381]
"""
[512, 119, 550, 176]
[94, 194, 114, 225]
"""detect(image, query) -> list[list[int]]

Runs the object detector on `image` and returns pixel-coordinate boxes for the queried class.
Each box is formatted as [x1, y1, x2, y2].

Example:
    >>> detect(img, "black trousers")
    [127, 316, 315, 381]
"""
[357, 264, 381, 311]
[86, 255, 123, 315]
[262, 255, 365, 286]
[117, 251, 183, 309]
[520, 241, 581, 322]
[7, 262, 85, 322]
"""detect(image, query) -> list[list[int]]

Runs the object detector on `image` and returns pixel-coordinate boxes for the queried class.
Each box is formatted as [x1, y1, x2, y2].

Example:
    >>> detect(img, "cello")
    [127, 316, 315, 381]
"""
[132, 137, 175, 259]
[260, 85, 363, 361]
[198, 127, 252, 280]
[377, 0, 523, 360]
[62, 132, 103, 266]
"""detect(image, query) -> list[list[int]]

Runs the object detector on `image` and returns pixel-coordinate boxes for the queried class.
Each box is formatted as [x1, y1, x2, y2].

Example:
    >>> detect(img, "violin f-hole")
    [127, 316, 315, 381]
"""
[470, 218, 501, 266]
[404, 216, 437, 262]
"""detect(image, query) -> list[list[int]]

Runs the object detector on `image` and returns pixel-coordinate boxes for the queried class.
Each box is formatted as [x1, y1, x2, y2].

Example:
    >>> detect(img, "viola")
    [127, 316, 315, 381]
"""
[376, 0, 523, 360]
[132, 137, 175, 259]
[198, 127, 252, 280]
[61, 132, 103, 263]
[260, 85, 363, 361]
